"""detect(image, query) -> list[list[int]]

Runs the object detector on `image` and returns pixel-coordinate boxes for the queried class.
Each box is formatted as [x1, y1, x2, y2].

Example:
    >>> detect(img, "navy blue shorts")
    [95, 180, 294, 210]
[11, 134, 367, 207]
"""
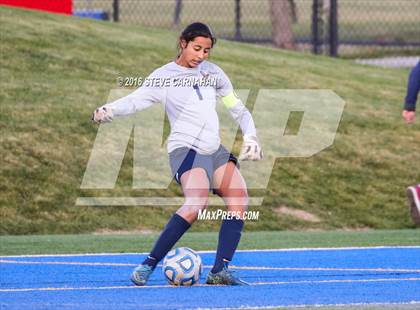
[169, 145, 239, 186]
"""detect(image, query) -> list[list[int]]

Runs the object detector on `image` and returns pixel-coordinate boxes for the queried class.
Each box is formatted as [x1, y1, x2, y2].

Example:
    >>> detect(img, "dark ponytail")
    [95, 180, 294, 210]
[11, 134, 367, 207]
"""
[179, 22, 216, 49]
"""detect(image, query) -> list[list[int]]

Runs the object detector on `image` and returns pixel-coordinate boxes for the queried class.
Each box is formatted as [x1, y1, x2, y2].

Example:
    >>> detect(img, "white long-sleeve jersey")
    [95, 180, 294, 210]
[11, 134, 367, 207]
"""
[106, 60, 257, 155]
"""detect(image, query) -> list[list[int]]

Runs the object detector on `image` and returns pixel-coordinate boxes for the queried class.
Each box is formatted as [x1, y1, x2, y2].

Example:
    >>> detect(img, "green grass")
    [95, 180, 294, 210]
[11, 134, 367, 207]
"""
[0, 229, 418, 255]
[1, 6, 420, 234]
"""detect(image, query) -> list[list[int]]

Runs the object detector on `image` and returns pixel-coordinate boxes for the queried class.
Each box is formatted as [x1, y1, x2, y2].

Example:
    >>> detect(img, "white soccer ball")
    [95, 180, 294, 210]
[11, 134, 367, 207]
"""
[162, 247, 202, 286]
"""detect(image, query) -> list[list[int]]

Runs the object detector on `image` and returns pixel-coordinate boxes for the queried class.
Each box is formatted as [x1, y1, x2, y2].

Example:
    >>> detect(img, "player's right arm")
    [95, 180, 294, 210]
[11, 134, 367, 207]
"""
[92, 71, 164, 123]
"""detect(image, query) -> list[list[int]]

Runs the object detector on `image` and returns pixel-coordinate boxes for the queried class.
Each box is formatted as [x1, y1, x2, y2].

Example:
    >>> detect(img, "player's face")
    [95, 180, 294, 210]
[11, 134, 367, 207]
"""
[178, 36, 212, 68]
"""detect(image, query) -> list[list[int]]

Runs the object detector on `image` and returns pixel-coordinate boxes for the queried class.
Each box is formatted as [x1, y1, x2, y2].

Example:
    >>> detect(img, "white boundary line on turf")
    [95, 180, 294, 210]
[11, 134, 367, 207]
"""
[0, 260, 136, 267]
[196, 301, 420, 310]
[230, 265, 420, 273]
[1, 277, 420, 293]
[1, 259, 420, 273]
[1, 246, 419, 258]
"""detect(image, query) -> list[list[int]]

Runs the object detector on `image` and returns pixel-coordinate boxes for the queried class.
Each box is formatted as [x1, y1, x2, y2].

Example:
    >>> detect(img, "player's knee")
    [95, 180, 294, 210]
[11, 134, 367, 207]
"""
[180, 190, 209, 222]
[184, 196, 209, 210]
[220, 188, 248, 212]
[220, 187, 248, 200]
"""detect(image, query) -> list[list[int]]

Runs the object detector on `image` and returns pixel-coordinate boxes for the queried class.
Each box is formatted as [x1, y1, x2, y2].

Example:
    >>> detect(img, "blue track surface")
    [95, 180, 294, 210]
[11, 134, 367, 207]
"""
[1, 247, 419, 309]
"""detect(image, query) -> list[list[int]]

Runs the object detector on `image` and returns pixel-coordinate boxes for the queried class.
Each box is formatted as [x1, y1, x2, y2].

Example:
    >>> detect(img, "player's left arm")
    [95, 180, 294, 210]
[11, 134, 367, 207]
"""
[222, 92, 263, 161]
[215, 66, 262, 161]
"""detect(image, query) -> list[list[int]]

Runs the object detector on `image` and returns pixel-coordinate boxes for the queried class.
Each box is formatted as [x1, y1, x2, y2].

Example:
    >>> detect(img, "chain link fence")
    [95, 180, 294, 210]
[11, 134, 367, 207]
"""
[73, 0, 420, 65]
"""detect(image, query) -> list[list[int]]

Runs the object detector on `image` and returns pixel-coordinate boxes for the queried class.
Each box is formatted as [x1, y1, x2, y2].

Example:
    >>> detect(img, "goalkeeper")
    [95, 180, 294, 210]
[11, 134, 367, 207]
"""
[92, 22, 262, 286]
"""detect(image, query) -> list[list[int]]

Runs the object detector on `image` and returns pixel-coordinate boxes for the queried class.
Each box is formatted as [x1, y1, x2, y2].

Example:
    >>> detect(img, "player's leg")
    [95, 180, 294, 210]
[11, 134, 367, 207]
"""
[131, 160, 211, 286]
[212, 161, 248, 271]
[176, 167, 210, 223]
[407, 184, 420, 225]
[139, 168, 209, 267]
[206, 161, 249, 285]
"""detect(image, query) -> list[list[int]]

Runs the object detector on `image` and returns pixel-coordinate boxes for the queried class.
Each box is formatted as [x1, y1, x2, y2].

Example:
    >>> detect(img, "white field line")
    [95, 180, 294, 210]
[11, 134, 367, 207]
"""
[1, 246, 419, 258]
[197, 301, 420, 310]
[1, 277, 420, 293]
[0, 259, 136, 267]
[250, 277, 420, 285]
[1, 259, 420, 273]
[230, 265, 420, 273]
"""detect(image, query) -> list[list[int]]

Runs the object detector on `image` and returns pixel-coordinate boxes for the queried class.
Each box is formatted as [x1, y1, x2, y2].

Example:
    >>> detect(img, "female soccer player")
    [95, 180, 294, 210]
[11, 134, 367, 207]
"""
[92, 22, 262, 286]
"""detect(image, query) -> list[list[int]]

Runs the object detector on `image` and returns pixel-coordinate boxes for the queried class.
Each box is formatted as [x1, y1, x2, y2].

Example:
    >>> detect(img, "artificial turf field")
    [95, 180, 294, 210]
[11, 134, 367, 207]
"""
[1, 230, 419, 309]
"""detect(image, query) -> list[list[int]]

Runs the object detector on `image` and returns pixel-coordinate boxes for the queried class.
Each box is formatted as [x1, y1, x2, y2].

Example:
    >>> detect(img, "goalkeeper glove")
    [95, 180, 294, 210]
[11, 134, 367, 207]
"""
[239, 134, 263, 161]
[91, 106, 113, 123]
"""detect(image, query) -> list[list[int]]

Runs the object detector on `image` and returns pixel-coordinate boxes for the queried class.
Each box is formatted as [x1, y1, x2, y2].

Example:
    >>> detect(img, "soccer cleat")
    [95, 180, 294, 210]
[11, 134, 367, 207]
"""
[206, 263, 249, 286]
[407, 185, 420, 225]
[130, 264, 154, 286]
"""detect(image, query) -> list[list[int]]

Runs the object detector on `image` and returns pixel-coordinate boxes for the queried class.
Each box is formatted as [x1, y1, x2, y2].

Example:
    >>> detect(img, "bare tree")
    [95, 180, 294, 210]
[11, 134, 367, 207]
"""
[172, 0, 182, 28]
[270, 0, 295, 49]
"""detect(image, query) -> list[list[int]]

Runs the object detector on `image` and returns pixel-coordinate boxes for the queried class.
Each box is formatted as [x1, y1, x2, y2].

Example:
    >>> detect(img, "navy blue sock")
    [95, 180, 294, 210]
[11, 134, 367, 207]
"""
[142, 213, 191, 269]
[211, 218, 244, 273]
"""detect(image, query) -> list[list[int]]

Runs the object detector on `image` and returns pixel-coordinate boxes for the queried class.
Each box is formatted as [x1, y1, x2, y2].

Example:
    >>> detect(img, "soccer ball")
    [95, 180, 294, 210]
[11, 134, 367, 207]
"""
[162, 247, 202, 286]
